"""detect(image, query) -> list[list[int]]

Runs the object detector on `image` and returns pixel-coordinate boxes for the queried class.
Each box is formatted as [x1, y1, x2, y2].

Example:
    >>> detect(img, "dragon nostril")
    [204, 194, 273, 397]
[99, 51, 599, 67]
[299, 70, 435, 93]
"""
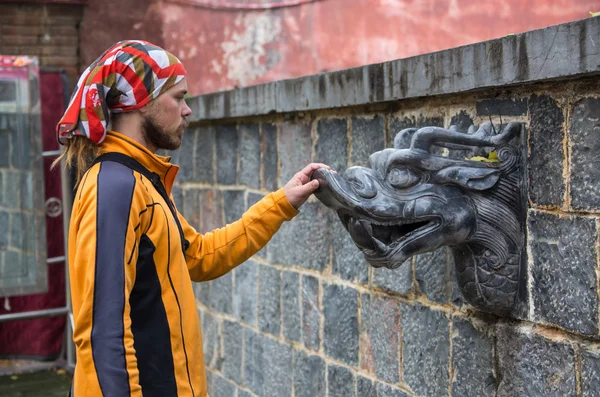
[348, 178, 377, 199]
[350, 179, 364, 190]
[344, 167, 378, 199]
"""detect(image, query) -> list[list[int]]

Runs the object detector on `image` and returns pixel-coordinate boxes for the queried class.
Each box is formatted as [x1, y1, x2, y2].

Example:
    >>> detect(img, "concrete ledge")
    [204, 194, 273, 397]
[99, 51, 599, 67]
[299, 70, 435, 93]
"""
[187, 17, 600, 122]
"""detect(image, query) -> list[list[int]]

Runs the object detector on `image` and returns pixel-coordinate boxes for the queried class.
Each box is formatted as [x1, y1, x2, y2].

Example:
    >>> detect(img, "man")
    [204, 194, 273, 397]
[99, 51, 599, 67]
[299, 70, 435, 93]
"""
[56, 40, 328, 397]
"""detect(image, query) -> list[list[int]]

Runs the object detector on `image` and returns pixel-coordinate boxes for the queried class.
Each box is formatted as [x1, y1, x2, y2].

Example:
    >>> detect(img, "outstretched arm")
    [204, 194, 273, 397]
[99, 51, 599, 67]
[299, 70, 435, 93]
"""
[181, 163, 330, 281]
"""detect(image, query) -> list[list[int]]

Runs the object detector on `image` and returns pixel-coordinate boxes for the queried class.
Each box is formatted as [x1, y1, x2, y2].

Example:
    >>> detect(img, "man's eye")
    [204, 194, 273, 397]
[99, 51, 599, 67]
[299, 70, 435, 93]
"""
[387, 167, 420, 188]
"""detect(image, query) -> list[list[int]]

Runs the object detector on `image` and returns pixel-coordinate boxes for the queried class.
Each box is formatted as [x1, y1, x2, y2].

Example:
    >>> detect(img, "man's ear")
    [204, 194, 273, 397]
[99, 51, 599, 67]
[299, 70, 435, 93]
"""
[138, 102, 152, 114]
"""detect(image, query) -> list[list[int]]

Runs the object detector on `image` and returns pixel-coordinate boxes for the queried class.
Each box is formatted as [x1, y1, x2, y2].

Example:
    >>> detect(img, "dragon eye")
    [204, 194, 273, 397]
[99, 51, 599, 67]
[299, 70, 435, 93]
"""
[387, 167, 420, 188]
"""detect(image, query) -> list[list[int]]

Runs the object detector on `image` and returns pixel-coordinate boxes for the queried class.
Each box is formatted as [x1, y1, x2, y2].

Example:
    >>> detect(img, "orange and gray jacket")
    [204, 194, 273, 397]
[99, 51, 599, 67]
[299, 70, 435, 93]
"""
[68, 131, 298, 396]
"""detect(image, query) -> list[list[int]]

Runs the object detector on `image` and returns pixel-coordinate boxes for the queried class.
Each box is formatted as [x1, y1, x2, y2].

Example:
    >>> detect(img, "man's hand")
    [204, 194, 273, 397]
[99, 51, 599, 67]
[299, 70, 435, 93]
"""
[283, 163, 331, 209]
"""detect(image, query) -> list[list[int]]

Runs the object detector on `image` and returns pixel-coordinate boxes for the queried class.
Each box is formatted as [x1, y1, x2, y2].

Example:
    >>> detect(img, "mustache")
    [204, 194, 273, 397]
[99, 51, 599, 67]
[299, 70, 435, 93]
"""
[181, 119, 189, 129]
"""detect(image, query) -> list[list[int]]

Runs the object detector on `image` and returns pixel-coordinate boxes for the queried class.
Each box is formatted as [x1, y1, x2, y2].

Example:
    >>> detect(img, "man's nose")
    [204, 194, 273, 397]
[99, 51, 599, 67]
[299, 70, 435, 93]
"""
[182, 101, 192, 117]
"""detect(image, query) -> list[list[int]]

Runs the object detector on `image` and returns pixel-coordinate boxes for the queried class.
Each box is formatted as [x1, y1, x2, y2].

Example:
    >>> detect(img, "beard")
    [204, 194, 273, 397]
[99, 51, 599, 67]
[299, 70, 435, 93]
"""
[142, 114, 187, 151]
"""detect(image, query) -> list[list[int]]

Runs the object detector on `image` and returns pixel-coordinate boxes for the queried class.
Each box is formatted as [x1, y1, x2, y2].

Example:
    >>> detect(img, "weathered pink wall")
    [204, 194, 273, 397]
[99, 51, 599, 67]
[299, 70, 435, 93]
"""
[81, 0, 600, 96]
[79, 0, 165, 67]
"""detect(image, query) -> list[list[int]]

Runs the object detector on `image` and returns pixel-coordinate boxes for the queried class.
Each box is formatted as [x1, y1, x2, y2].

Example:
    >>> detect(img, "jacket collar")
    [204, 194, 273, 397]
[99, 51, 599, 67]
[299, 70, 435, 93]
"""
[98, 131, 180, 194]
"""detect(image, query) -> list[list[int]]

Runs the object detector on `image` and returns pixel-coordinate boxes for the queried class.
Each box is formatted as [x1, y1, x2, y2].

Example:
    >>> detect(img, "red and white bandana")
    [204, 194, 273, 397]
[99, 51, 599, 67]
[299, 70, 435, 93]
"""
[56, 40, 187, 145]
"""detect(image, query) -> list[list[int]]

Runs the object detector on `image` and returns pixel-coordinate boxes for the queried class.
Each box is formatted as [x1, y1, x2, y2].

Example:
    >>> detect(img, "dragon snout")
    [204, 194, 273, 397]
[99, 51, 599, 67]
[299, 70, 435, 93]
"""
[312, 167, 378, 210]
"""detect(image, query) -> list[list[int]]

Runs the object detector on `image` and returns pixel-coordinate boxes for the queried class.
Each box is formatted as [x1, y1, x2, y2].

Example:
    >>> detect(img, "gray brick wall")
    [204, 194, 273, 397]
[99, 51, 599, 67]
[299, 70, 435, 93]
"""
[171, 19, 600, 396]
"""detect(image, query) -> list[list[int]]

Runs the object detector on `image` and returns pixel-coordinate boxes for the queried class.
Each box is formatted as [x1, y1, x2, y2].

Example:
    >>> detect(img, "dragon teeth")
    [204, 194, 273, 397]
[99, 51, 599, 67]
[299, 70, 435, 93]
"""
[359, 219, 373, 234]
[368, 219, 421, 227]
[372, 237, 387, 252]
[345, 214, 426, 228]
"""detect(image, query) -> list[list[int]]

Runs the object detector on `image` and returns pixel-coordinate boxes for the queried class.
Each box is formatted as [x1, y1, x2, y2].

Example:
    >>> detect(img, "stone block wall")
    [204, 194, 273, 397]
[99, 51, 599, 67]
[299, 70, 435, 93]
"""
[172, 18, 600, 397]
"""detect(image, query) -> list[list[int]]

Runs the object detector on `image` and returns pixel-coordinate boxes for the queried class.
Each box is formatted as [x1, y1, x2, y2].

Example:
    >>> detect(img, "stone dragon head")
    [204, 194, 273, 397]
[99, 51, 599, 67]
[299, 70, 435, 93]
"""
[313, 122, 526, 314]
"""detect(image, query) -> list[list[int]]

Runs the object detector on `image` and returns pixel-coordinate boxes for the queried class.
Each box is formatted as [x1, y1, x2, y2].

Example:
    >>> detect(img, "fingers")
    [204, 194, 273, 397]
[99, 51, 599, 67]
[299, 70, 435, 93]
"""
[298, 163, 331, 178]
[294, 163, 332, 184]
[292, 163, 326, 184]
[305, 178, 320, 192]
[296, 171, 312, 184]
[297, 179, 320, 199]
[284, 178, 320, 209]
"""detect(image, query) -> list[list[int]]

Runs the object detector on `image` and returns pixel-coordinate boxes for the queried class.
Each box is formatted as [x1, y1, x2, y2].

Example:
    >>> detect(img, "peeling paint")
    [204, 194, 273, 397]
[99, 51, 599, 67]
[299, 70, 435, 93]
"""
[220, 12, 282, 87]
[162, 4, 185, 24]
[211, 59, 223, 75]
[81, 0, 600, 96]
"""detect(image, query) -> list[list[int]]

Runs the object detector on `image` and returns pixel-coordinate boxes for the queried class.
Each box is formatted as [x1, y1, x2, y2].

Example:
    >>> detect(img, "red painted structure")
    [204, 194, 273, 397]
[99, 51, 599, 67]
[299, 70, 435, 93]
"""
[80, 0, 600, 96]
[0, 70, 67, 359]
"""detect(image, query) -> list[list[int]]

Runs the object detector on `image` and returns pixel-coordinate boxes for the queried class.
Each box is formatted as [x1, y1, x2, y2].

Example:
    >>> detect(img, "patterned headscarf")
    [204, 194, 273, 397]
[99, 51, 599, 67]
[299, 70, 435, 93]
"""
[57, 40, 187, 145]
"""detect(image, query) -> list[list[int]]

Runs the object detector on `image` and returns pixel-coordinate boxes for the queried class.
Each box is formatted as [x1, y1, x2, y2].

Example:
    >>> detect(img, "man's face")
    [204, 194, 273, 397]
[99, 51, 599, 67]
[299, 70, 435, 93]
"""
[142, 78, 192, 151]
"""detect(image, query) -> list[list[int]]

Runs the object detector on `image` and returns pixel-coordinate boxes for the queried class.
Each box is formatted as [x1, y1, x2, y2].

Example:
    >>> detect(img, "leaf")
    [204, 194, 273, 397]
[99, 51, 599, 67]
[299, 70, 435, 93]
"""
[466, 153, 500, 163]
[10, 375, 18, 381]
[468, 156, 488, 162]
